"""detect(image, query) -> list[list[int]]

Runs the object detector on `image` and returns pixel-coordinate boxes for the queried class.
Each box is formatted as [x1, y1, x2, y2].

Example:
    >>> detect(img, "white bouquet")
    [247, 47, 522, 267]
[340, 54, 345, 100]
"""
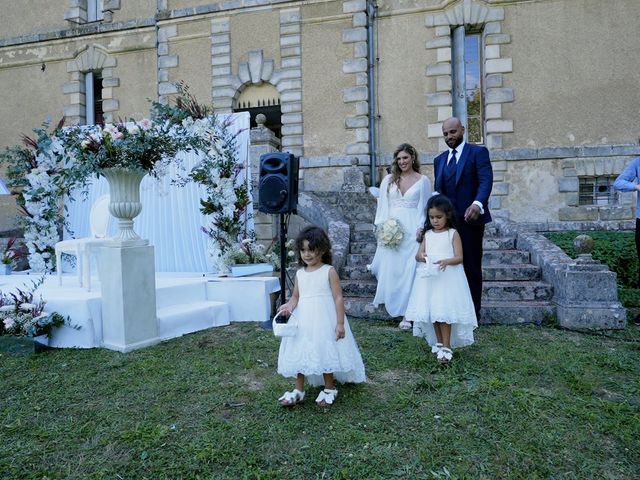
[376, 218, 405, 249]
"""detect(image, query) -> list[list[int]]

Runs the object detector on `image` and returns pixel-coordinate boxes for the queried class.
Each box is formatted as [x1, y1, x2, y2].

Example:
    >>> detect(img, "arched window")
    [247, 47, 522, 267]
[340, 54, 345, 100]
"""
[233, 84, 281, 138]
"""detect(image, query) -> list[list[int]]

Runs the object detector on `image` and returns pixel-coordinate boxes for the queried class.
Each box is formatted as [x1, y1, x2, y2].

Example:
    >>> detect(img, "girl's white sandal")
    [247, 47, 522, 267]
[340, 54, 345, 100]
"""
[437, 347, 453, 364]
[431, 342, 443, 354]
[278, 389, 305, 407]
[315, 388, 338, 407]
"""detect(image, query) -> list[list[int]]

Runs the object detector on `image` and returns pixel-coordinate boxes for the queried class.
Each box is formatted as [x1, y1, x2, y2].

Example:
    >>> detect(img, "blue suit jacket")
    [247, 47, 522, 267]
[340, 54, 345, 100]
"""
[434, 143, 493, 226]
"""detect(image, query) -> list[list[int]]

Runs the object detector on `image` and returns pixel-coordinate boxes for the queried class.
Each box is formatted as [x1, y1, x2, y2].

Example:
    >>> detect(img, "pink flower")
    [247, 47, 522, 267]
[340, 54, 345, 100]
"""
[138, 119, 152, 131]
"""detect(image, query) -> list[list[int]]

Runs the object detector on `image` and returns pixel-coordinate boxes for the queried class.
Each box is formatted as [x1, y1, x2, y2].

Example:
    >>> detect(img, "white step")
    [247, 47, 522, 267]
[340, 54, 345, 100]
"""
[157, 300, 230, 340]
[155, 279, 208, 309]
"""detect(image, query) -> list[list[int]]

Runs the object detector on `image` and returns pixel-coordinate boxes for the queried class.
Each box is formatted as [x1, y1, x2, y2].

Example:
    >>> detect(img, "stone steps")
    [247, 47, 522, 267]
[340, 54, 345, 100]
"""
[350, 231, 517, 250]
[479, 301, 556, 325]
[344, 296, 397, 321]
[340, 264, 541, 282]
[346, 249, 530, 267]
[341, 279, 553, 301]
[325, 191, 555, 325]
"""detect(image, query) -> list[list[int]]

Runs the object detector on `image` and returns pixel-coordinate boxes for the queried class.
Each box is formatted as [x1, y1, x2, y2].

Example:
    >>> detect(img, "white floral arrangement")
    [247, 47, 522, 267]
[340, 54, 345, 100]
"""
[0, 83, 251, 274]
[376, 218, 405, 249]
[0, 277, 75, 338]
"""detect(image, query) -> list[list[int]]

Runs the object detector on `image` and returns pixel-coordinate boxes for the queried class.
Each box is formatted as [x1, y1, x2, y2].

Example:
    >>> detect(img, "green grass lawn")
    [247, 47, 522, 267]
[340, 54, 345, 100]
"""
[1, 321, 639, 479]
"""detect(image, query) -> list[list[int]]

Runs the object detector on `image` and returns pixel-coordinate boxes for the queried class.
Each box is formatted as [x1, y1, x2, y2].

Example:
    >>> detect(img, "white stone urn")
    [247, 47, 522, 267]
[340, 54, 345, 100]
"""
[100, 167, 148, 246]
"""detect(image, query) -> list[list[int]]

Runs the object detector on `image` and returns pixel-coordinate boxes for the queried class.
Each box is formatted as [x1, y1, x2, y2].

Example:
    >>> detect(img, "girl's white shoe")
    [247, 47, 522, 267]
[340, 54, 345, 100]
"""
[278, 389, 305, 406]
[315, 388, 338, 406]
[437, 347, 453, 364]
[431, 342, 443, 354]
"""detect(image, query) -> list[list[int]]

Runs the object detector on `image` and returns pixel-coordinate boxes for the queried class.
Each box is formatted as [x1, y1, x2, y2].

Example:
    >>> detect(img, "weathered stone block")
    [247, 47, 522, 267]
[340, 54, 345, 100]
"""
[343, 0, 366, 14]
[426, 63, 451, 76]
[354, 41, 368, 59]
[492, 182, 509, 196]
[485, 74, 503, 89]
[355, 101, 369, 116]
[281, 91, 302, 102]
[281, 34, 301, 47]
[599, 205, 635, 221]
[280, 8, 301, 24]
[342, 27, 367, 43]
[345, 143, 369, 155]
[558, 178, 578, 192]
[102, 99, 119, 112]
[486, 87, 514, 104]
[426, 92, 452, 107]
[434, 26, 450, 37]
[343, 86, 368, 103]
[485, 34, 511, 45]
[352, 12, 367, 27]
[486, 58, 512, 74]
[437, 106, 453, 121]
[345, 115, 368, 129]
[427, 122, 443, 138]
[485, 103, 502, 119]
[158, 25, 178, 41]
[426, 36, 451, 49]
[437, 47, 451, 63]
[486, 119, 513, 133]
[343, 58, 368, 74]
[558, 206, 599, 221]
[436, 76, 452, 92]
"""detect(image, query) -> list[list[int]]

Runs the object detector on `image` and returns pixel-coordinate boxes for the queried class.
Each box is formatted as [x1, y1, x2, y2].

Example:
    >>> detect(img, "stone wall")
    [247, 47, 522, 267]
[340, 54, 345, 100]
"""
[0, 0, 639, 226]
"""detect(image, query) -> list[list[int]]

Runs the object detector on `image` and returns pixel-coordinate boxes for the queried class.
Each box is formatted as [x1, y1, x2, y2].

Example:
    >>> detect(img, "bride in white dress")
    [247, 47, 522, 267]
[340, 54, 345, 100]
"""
[369, 144, 432, 326]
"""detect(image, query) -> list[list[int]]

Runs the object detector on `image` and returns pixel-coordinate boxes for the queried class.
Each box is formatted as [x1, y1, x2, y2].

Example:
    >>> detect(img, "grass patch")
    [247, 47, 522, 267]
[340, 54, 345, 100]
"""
[1, 321, 640, 479]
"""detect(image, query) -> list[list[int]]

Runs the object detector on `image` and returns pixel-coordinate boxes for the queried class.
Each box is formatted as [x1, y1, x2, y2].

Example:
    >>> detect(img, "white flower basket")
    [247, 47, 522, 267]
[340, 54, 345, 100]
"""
[272, 311, 297, 338]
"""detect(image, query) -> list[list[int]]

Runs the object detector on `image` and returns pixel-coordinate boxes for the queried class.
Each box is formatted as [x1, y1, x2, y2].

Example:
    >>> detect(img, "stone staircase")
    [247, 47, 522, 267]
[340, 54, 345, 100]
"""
[315, 192, 556, 325]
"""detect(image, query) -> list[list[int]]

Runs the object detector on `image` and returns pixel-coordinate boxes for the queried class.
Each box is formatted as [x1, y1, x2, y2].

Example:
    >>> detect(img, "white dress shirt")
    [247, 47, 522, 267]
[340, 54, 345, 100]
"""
[435, 140, 485, 214]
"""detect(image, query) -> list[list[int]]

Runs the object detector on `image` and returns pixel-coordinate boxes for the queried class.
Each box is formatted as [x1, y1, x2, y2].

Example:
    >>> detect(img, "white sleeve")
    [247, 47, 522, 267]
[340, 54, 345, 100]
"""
[374, 175, 391, 226]
[416, 176, 433, 227]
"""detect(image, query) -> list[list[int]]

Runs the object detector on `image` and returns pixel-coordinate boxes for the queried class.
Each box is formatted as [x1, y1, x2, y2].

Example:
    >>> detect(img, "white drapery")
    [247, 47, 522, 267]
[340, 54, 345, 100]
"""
[63, 112, 251, 272]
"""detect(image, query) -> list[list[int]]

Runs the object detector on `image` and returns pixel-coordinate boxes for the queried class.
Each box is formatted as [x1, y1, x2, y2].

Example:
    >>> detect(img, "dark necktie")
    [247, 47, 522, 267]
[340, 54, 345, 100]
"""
[445, 149, 457, 178]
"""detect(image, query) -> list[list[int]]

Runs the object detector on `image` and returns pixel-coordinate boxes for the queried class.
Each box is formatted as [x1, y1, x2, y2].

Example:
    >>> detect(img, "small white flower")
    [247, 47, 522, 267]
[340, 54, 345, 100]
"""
[20, 303, 36, 311]
[0, 305, 15, 312]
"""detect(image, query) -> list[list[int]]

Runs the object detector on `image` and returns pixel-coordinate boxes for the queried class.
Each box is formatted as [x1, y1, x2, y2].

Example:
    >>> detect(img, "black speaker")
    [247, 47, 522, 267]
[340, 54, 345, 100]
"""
[258, 152, 299, 214]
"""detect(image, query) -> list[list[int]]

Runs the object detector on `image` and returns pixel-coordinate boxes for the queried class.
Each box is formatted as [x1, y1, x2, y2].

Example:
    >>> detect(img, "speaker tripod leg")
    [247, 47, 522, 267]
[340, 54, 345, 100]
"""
[279, 213, 287, 307]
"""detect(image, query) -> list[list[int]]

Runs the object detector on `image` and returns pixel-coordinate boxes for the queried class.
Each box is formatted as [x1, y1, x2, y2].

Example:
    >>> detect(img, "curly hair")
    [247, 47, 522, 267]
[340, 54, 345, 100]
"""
[295, 225, 333, 266]
[418, 194, 458, 241]
[389, 143, 421, 192]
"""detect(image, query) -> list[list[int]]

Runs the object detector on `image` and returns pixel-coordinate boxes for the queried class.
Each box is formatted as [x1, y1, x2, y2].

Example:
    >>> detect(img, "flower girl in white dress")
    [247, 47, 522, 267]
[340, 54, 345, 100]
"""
[277, 226, 366, 407]
[405, 195, 477, 363]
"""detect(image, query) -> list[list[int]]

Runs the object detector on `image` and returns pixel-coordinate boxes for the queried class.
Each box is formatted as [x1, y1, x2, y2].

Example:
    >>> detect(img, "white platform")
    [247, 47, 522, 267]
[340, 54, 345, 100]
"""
[0, 272, 280, 349]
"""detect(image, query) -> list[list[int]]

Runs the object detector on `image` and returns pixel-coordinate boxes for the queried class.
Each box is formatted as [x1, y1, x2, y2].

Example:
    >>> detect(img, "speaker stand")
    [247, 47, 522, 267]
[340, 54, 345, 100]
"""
[260, 213, 289, 330]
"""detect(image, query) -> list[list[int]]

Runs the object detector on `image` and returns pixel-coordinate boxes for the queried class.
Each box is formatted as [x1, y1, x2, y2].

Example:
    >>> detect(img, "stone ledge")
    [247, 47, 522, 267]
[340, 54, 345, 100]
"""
[496, 220, 626, 330]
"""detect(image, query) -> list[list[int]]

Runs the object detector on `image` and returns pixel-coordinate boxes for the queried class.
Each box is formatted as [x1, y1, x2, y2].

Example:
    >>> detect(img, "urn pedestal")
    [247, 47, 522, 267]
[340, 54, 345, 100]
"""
[100, 167, 148, 247]
[99, 167, 158, 352]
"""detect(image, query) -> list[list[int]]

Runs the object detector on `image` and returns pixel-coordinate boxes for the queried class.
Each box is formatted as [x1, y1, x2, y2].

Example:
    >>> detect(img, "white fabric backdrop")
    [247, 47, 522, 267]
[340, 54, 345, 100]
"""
[63, 112, 251, 272]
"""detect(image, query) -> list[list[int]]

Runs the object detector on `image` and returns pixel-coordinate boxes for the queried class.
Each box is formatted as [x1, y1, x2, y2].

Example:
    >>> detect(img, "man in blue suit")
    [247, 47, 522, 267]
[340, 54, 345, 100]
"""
[614, 157, 640, 325]
[433, 117, 493, 318]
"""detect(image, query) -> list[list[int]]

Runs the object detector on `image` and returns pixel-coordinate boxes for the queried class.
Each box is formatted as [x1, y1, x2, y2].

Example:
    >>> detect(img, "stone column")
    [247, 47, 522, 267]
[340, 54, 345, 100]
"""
[99, 239, 159, 352]
[250, 114, 281, 244]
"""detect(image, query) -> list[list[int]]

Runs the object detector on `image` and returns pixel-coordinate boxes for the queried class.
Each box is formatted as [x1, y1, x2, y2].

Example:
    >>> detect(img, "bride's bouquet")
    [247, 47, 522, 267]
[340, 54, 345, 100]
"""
[376, 218, 404, 249]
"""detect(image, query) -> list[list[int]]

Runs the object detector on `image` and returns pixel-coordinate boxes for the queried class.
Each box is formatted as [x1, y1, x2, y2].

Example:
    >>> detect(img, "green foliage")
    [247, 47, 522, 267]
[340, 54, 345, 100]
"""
[1, 323, 639, 478]
[150, 81, 212, 124]
[546, 231, 638, 288]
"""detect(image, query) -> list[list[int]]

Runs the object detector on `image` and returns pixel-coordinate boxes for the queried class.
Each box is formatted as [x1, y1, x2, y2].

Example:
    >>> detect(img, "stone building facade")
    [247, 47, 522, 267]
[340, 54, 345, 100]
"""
[1, 0, 639, 235]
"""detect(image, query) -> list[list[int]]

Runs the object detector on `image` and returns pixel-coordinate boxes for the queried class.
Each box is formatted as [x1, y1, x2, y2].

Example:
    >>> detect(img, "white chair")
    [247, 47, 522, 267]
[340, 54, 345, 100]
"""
[55, 194, 112, 291]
